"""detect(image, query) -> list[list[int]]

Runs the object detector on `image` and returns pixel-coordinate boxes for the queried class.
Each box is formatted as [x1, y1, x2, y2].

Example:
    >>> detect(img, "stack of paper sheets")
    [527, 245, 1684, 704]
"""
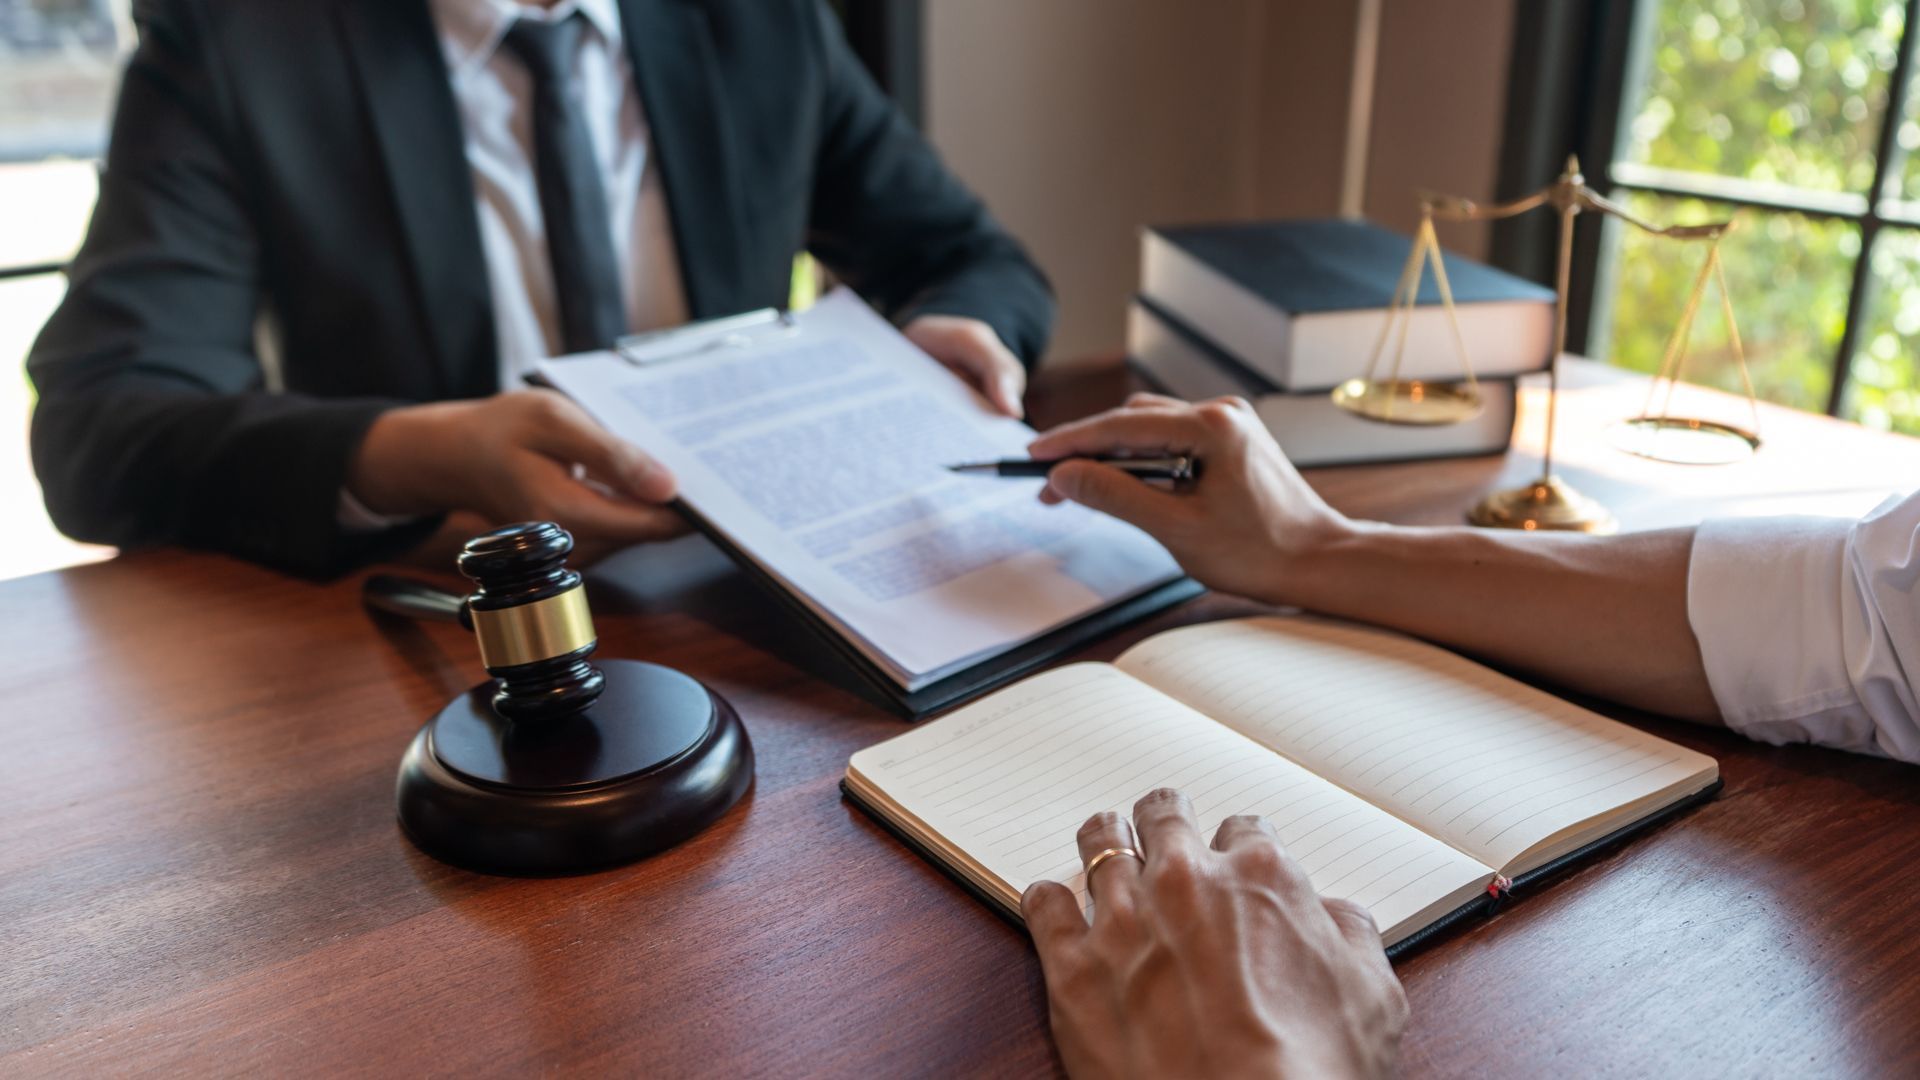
[537, 289, 1185, 691]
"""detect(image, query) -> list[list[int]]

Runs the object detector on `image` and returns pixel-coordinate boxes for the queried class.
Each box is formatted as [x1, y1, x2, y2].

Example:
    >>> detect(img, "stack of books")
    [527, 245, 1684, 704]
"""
[1130, 218, 1557, 466]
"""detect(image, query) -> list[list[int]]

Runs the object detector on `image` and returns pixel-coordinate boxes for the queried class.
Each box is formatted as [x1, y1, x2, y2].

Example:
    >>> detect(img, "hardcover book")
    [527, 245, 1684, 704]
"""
[1140, 218, 1556, 391]
[1128, 296, 1517, 467]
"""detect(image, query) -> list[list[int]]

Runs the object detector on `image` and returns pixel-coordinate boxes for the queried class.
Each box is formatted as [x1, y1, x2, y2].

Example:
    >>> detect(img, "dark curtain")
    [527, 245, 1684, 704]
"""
[831, 0, 925, 128]
[1490, 0, 1639, 354]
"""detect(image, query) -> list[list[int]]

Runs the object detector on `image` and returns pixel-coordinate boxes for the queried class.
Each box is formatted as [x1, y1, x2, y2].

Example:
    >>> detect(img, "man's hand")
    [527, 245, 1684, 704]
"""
[1022, 789, 1409, 1079]
[347, 389, 687, 564]
[904, 314, 1027, 418]
[1027, 393, 1354, 605]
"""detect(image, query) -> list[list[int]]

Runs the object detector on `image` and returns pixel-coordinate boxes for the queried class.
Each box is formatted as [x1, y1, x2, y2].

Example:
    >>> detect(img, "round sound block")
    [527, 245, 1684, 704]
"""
[396, 659, 753, 875]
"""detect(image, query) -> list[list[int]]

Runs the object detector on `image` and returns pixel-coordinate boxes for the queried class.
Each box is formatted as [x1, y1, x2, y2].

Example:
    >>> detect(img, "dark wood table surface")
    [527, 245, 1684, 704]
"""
[4, 359, 1918, 1077]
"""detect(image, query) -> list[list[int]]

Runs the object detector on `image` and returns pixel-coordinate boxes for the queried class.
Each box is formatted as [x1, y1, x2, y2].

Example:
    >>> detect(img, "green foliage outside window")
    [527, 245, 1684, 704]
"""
[1847, 230, 1920, 426]
[1622, 0, 1902, 190]
[1603, 0, 1920, 433]
[1604, 193, 1853, 415]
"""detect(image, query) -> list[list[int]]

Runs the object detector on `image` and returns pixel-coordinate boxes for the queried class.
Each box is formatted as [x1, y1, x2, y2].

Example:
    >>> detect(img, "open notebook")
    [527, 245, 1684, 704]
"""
[845, 616, 1720, 953]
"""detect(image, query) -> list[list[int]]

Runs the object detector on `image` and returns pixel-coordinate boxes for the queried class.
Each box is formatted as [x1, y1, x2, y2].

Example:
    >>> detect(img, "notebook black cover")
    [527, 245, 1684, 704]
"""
[676, 498, 1205, 719]
[1151, 218, 1556, 315]
[841, 776, 1721, 962]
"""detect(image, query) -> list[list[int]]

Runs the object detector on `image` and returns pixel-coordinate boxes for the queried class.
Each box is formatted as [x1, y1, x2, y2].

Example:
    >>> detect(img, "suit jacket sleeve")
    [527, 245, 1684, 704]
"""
[26, 0, 427, 578]
[800, 1, 1055, 366]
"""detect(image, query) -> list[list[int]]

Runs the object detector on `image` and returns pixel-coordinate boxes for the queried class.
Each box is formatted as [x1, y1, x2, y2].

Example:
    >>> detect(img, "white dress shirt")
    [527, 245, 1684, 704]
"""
[429, 0, 688, 387]
[342, 0, 687, 529]
[1689, 489, 1920, 764]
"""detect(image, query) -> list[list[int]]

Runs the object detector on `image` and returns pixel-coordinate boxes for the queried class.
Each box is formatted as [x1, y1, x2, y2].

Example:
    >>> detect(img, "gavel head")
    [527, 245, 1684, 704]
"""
[457, 522, 606, 722]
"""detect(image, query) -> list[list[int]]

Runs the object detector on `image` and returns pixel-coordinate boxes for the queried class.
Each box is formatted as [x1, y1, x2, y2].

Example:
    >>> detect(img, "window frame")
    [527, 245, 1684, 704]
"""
[0, 261, 64, 281]
[1563, 0, 1920, 418]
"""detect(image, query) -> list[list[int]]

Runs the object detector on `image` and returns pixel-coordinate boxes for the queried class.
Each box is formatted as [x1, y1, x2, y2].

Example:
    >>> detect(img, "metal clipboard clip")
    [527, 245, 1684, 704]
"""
[612, 308, 799, 367]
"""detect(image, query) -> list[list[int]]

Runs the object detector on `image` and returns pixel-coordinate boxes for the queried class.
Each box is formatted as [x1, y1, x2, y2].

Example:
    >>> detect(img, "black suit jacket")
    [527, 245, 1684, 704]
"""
[28, 0, 1053, 578]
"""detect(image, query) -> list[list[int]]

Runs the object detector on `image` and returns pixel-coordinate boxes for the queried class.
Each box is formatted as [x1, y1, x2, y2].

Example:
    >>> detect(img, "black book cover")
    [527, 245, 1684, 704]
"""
[842, 777, 1721, 962]
[1152, 218, 1556, 315]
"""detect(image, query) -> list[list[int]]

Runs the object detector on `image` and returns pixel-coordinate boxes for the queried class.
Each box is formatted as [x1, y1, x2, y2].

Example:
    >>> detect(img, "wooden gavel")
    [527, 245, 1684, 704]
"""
[365, 521, 753, 876]
[364, 521, 604, 722]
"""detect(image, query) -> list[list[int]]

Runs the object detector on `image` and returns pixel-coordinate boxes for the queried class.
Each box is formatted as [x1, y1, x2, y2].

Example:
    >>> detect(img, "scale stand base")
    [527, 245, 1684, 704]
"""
[1467, 475, 1618, 535]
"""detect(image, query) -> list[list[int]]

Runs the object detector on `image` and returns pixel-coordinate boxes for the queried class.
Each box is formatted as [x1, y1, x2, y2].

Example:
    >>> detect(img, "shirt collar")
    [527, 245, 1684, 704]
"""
[429, 0, 625, 77]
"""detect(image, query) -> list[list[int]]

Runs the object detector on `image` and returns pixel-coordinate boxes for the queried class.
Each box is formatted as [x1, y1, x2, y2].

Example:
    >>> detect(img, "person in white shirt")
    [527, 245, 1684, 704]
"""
[1025, 393, 1920, 765]
[1001, 394, 1920, 1080]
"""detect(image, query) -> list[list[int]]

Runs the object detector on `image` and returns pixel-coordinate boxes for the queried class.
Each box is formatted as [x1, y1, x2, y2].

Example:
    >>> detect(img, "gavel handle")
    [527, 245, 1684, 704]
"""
[363, 574, 472, 630]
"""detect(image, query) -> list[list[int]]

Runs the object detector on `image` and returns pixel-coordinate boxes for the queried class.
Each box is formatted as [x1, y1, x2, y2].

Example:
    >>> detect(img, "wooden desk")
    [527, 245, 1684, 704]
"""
[4, 360, 1917, 1076]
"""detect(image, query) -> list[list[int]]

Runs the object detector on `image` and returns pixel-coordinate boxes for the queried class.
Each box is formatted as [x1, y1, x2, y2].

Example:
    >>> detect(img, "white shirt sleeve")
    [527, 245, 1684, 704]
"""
[337, 488, 424, 534]
[1687, 491, 1920, 764]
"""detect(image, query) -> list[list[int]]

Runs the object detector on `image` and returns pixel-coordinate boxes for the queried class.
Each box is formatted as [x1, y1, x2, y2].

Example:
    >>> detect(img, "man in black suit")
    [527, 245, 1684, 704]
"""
[27, 0, 1052, 577]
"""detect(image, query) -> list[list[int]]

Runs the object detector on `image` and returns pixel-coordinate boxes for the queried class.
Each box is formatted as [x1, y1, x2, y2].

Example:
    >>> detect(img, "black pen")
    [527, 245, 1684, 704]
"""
[946, 455, 1201, 482]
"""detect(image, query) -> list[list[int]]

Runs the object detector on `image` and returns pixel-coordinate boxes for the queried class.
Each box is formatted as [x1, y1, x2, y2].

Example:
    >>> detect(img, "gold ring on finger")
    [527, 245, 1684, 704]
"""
[1084, 846, 1143, 886]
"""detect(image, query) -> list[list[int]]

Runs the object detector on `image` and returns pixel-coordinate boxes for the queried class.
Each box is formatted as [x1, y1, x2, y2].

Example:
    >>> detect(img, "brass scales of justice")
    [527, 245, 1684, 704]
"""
[1330, 156, 1764, 533]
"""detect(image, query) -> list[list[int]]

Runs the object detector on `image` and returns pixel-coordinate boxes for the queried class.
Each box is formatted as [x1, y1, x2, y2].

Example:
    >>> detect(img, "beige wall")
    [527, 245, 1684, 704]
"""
[1363, 0, 1518, 262]
[925, 0, 1516, 363]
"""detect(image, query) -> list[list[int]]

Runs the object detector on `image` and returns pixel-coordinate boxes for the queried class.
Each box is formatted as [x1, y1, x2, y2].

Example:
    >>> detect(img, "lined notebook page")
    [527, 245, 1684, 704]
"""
[1115, 617, 1718, 874]
[848, 663, 1493, 944]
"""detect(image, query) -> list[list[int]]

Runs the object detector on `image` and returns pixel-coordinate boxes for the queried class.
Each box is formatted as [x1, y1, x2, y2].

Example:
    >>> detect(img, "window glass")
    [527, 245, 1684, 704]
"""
[1841, 228, 1920, 432]
[1, 274, 112, 580]
[0, 161, 99, 267]
[1, 1, 125, 271]
[1887, 56, 1920, 201]
[0, 0, 128, 161]
[1601, 192, 1852, 414]
[1, 2, 130, 578]
[1619, 0, 1905, 194]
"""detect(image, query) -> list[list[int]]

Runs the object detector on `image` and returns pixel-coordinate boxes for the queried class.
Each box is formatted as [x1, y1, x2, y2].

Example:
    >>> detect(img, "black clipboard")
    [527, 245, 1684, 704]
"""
[535, 313, 1207, 720]
[681, 496, 1204, 718]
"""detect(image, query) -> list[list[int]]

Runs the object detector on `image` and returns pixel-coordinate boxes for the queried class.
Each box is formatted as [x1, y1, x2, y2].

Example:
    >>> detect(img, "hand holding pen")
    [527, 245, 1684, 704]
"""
[947, 455, 1201, 483]
[993, 393, 1346, 605]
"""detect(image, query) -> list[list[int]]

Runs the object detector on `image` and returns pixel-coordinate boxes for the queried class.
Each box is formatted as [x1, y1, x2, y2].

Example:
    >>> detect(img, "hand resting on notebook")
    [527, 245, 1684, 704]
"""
[1022, 788, 1407, 1080]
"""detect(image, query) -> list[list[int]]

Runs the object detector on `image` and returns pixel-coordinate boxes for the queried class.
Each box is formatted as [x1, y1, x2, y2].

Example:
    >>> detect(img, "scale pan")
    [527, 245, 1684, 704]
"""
[1330, 378, 1483, 426]
[1607, 416, 1759, 465]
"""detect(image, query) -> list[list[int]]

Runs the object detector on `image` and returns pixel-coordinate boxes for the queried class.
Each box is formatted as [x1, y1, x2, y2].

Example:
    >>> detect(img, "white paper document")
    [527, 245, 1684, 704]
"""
[536, 288, 1184, 689]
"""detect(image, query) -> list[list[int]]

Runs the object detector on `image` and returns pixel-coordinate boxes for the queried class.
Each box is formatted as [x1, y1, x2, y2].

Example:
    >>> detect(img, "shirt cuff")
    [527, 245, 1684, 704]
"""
[337, 487, 424, 534]
[1686, 514, 1864, 745]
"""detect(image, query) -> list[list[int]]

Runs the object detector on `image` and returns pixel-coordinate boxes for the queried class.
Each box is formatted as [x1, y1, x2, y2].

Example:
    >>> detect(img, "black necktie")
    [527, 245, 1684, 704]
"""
[501, 13, 628, 354]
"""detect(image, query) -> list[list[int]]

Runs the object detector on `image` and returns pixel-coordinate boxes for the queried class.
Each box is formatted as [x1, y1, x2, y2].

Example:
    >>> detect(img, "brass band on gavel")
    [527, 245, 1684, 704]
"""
[469, 585, 597, 670]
